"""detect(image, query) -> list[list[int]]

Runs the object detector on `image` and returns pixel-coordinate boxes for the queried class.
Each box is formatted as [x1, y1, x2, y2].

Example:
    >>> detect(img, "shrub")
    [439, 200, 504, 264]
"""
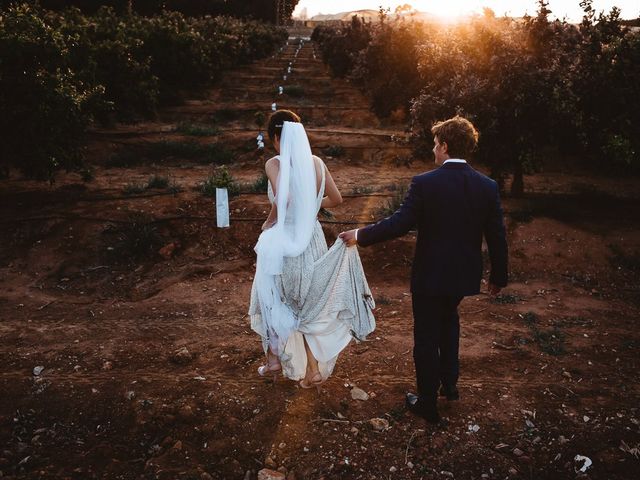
[146, 141, 233, 164]
[378, 184, 407, 217]
[314, 2, 640, 194]
[106, 149, 138, 168]
[322, 145, 345, 157]
[175, 122, 220, 137]
[146, 174, 170, 189]
[105, 212, 162, 261]
[201, 167, 240, 197]
[247, 173, 269, 193]
[0, 4, 287, 180]
[123, 181, 146, 194]
[284, 84, 305, 97]
[0, 4, 102, 180]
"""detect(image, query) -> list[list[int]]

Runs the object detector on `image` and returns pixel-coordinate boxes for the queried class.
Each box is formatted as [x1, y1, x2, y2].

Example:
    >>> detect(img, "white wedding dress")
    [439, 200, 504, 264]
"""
[248, 155, 376, 381]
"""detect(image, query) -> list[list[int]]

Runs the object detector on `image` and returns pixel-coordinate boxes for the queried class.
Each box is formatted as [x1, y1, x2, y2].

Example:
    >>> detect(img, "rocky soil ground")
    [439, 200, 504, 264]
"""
[1, 34, 639, 480]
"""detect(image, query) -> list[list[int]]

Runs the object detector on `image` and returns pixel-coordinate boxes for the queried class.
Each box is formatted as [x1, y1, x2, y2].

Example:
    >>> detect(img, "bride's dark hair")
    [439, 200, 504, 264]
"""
[268, 109, 301, 141]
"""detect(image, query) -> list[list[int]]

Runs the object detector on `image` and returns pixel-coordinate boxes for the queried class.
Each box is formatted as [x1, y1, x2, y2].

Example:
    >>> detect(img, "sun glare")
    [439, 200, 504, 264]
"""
[409, 0, 479, 20]
[410, 0, 481, 21]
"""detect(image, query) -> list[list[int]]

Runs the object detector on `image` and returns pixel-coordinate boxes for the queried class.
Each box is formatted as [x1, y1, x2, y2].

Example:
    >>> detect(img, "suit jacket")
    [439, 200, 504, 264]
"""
[358, 161, 508, 296]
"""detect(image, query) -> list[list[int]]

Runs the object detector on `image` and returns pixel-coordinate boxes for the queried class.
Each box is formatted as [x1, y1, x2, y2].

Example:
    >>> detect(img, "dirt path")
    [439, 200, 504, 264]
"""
[0, 36, 639, 480]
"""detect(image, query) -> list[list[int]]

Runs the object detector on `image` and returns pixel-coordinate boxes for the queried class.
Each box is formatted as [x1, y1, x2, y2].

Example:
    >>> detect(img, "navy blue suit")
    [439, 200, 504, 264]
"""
[358, 161, 508, 404]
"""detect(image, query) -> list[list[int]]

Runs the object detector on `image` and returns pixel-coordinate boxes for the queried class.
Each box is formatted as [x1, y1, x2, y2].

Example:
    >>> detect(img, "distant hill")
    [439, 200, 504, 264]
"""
[308, 10, 452, 23]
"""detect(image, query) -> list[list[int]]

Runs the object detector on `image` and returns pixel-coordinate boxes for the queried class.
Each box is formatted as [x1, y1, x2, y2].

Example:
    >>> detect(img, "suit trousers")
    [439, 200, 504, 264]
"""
[412, 294, 464, 404]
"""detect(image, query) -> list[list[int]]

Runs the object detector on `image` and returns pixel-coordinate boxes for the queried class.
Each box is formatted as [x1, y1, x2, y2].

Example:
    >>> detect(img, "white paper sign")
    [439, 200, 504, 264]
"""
[216, 188, 230, 228]
[271, 102, 277, 111]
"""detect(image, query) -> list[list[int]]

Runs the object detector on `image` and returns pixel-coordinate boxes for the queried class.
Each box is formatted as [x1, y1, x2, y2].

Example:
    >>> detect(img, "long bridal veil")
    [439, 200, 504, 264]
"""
[254, 121, 317, 353]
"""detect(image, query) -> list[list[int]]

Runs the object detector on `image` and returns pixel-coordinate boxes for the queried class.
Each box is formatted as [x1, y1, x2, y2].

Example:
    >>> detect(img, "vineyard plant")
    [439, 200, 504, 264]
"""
[312, 1, 640, 195]
[0, 3, 287, 179]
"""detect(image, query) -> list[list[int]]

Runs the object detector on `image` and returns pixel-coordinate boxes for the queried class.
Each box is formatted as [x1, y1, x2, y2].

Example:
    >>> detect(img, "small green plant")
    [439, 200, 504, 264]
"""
[608, 244, 640, 272]
[146, 174, 170, 189]
[393, 154, 412, 167]
[201, 167, 240, 197]
[79, 165, 95, 182]
[284, 84, 305, 97]
[254, 111, 266, 129]
[509, 209, 534, 223]
[147, 140, 209, 159]
[322, 145, 345, 157]
[491, 293, 519, 304]
[106, 212, 162, 262]
[208, 144, 234, 164]
[168, 179, 182, 194]
[351, 185, 374, 194]
[174, 122, 220, 137]
[379, 184, 407, 217]
[123, 181, 146, 194]
[247, 173, 268, 193]
[106, 149, 138, 168]
[533, 327, 566, 355]
[520, 311, 565, 355]
[376, 295, 392, 305]
[211, 109, 240, 122]
[146, 141, 233, 164]
[319, 208, 334, 219]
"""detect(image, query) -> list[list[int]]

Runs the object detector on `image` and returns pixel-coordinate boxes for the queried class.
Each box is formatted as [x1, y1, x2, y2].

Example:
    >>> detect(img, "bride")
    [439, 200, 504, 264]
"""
[248, 110, 375, 389]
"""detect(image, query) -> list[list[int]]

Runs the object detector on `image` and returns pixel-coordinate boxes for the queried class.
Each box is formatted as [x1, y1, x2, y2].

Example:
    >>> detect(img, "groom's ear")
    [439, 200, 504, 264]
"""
[442, 141, 449, 154]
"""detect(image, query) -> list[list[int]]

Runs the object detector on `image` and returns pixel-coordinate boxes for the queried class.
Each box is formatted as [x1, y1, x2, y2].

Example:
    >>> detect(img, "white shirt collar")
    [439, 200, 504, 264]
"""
[443, 158, 467, 164]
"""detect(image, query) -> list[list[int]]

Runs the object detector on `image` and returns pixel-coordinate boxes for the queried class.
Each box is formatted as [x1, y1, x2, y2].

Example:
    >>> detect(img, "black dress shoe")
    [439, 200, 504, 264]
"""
[439, 384, 459, 401]
[405, 392, 441, 424]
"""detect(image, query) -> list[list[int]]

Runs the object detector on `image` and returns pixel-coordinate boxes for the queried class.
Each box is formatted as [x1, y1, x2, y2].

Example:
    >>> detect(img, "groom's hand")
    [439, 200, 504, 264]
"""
[339, 229, 358, 247]
[488, 283, 502, 296]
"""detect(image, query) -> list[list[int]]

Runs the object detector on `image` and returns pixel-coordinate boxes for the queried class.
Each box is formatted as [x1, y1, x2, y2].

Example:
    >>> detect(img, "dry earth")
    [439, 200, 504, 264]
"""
[1, 34, 639, 480]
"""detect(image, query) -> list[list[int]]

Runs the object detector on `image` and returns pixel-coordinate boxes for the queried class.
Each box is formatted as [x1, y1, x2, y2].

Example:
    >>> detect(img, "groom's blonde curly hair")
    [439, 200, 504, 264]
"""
[431, 116, 479, 159]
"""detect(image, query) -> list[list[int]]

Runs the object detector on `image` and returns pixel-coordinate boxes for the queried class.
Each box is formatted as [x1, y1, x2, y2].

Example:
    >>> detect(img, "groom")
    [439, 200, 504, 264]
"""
[340, 116, 508, 424]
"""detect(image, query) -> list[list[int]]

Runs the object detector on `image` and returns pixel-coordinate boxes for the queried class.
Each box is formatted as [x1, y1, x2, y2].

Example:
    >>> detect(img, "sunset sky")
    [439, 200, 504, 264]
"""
[293, 0, 639, 21]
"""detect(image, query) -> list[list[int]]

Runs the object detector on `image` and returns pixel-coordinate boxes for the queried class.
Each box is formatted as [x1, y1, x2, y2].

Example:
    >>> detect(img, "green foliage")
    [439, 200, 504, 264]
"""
[608, 244, 640, 273]
[313, 2, 640, 193]
[491, 294, 519, 304]
[201, 167, 240, 197]
[106, 212, 162, 261]
[146, 141, 233, 164]
[0, 3, 286, 180]
[521, 311, 565, 355]
[322, 145, 345, 157]
[106, 149, 138, 168]
[0, 3, 101, 180]
[284, 84, 305, 97]
[34, 1, 301, 25]
[254, 111, 266, 129]
[123, 181, 146, 194]
[379, 184, 408, 217]
[79, 165, 95, 182]
[247, 173, 268, 193]
[312, 16, 371, 77]
[174, 122, 220, 137]
[211, 108, 241, 123]
[146, 174, 170, 189]
[351, 185, 374, 194]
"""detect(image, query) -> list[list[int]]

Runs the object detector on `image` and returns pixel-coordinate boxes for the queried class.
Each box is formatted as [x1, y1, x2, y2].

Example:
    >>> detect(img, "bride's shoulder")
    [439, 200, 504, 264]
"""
[265, 155, 280, 170]
[312, 154, 326, 167]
